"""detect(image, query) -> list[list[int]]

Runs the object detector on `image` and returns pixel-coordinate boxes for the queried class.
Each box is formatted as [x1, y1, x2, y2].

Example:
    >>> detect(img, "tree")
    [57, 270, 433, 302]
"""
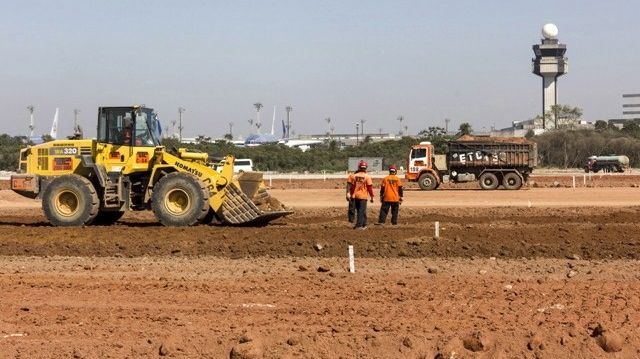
[621, 122, 640, 139]
[457, 122, 472, 136]
[594, 120, 608, 131]
[525, 129, 535, 139]
[549, 104, 583, 129]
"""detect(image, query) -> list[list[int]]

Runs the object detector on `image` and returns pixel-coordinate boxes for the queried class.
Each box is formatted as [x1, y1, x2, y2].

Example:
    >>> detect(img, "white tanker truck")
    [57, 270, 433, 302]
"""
[584, 155, 629, 173]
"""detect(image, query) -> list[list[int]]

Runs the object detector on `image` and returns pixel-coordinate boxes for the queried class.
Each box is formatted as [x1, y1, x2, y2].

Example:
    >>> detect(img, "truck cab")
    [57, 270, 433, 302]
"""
[405, 142, 441, 190]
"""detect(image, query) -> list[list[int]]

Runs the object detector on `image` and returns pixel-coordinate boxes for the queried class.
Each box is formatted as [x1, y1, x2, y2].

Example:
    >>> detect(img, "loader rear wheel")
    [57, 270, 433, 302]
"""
[42, 175, 99, 226]
[479, 172, 499, 190]
[417, 173, 438, 190]
[152, 173, 209, 226]
[92, 210, 125, 225]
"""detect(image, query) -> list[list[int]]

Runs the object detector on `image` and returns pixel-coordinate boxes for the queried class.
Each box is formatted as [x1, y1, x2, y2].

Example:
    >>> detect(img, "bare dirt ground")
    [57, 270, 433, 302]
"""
[1, 176, 640, 358]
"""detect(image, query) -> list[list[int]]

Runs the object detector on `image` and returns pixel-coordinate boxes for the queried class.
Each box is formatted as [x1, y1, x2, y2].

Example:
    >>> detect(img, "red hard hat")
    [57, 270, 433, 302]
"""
[358, 160, 368, 169]
[388, 165, 397, 172]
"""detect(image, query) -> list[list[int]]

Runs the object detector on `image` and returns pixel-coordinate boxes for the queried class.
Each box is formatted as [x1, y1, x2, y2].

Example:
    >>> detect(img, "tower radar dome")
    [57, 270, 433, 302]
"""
[542, 23, 558, 39]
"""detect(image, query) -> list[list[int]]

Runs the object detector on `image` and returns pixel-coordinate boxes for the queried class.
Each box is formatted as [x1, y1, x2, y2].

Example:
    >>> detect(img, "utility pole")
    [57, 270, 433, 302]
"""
[397, 116, 403, 136]
[285, 106, 292, 139]
[359, 119, 366, 138]
[445, 118, 450, 134]
[253, 102, 263, 133]
[73, 108, 82, 138]
[178, 107, 185, 143]
[325, 117, 331, 137]
[27, 105, 35, 137]
[73, 109, 80, 129]
[356, 123, 360, 145]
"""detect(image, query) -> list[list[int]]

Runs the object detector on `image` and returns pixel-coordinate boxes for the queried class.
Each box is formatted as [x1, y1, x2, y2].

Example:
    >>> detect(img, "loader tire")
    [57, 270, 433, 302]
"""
[92, 210, 125, 225]
[479, 172, 499, 190]
[417, 173, 438, 190]
[42, 175, 100, 226]
[152, 172, 210, 226]
[502, 172, 523, 190]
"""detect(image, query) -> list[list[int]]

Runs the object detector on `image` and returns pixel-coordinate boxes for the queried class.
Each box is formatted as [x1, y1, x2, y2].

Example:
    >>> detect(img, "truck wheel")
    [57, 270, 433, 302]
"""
[42, 175, 99, 226]
[92, 211, 125, 225]
[418, 173, 438, 190]
[479, 172, 499, 190]
[502, 172, 523, 190]
[152, 172, 210, 226]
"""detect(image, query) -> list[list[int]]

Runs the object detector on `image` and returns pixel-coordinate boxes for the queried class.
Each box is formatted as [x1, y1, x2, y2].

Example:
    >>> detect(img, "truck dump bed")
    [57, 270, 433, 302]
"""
[447, 136, 537, 169]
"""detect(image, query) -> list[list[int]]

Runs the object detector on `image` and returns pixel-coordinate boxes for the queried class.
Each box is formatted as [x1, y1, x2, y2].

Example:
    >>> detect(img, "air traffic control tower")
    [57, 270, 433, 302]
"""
[532, 23, 568, 129]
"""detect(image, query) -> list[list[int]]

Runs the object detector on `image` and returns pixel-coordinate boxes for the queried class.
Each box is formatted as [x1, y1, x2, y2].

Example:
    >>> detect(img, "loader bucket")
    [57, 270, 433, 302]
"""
[220, 173, 292, 225]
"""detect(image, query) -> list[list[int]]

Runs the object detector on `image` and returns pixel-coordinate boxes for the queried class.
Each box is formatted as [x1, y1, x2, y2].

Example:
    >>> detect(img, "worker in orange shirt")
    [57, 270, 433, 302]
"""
[346, 171, 356, 223]
[350, 160, 374, 230]
[376, 165, 403, 225]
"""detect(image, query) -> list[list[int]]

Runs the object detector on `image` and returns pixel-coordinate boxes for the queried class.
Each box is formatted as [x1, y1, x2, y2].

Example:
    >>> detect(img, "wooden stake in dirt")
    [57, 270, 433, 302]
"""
[434, 221, 440, 238]
[348, 245, 355, 273]
[269, 176, 272, 187]
[572, 175, 576, 189]
[583, 174, 586, 186]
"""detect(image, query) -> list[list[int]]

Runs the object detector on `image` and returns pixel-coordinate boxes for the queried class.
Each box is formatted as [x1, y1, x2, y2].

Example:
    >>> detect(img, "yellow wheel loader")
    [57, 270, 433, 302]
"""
[10, 106, 291, 226]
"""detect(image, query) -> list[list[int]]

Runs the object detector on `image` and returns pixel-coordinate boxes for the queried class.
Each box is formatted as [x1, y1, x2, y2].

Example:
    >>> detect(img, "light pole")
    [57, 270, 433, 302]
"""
[285, 106, 292, 139]
[356, 123, 360, 145]
[73, 108, 82, 138]
[397, 116, 403, 136]
[359, 119, 366, 138]
[228, 122, 233, 139]
[178, 107, 185, 143]
[253, 102, 263, 133]
[27, 105, 35, 137]
[325, 117, 331, 137]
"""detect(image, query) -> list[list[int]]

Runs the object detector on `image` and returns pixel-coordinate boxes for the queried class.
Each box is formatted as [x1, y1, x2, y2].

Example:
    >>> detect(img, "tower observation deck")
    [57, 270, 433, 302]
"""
[532, 23, 568, 129]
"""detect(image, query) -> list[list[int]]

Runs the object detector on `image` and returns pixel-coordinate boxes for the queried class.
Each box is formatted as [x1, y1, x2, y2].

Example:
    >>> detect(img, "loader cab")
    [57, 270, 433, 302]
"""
[97, 107, 162, 147]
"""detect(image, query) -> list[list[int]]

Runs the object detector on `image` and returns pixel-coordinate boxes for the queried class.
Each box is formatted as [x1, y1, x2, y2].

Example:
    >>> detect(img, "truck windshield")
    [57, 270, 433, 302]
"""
[411, 148, 427, 159]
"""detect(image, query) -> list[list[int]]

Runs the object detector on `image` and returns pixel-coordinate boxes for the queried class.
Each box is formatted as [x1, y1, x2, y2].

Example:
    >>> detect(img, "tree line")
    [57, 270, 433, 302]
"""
[0, 122, 638, 172]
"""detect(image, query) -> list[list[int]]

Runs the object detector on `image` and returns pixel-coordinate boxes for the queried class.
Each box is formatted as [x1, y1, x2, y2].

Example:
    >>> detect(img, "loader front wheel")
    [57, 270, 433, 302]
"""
[152, 173, 209, 226]
[42, 175, 99, 226]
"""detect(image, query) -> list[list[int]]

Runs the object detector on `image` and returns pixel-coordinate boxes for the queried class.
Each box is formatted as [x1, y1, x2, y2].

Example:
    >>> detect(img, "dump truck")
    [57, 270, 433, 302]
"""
[10, 106, 291, 226]
[405, 136, 537, 190]
[584, 155, 629, 173]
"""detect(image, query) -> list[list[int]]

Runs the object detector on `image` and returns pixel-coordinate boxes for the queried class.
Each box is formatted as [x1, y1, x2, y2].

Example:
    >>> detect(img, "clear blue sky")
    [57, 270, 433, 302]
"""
[1, 0, 639, 138]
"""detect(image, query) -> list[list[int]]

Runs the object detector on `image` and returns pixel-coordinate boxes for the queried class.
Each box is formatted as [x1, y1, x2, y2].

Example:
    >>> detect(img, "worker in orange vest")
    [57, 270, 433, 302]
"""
[376, 165, 403, 225]
[350, 160, 374, 230]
